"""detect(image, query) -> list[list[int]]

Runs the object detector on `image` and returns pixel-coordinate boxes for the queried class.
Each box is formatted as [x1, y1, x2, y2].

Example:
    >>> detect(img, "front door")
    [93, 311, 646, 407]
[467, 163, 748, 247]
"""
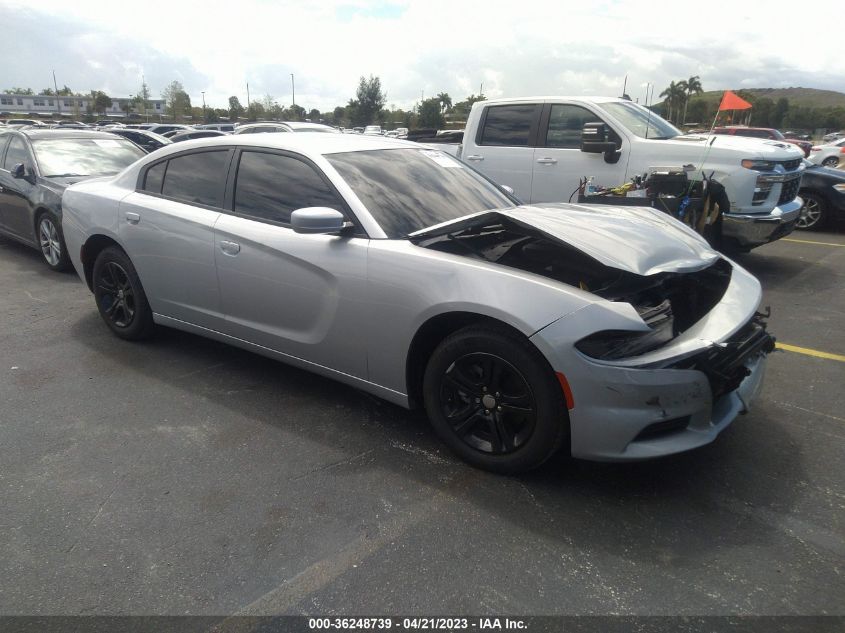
[0, 135, 37, 243]
[214, 149, 369, 379]
[530, 103, 628, 204]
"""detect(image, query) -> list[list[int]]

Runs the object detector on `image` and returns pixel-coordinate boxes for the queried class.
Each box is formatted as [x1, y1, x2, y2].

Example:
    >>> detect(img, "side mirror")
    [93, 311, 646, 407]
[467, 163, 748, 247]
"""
[291, 207, 346, 234]
[11, 163, 27, 179]
[500, 185, 515, 195]
[580, 122, 618, 154]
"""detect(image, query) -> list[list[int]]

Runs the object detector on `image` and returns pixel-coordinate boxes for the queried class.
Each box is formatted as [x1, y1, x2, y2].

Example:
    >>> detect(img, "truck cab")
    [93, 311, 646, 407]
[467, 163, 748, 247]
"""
[459, 96, 805, 250]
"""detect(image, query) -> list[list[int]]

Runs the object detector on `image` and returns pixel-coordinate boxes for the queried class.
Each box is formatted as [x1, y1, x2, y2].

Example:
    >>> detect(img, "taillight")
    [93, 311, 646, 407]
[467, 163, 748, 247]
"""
[841, 147, 845, 154]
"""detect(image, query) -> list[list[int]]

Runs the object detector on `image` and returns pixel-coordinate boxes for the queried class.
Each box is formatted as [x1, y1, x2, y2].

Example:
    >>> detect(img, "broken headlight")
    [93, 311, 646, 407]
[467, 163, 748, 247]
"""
[575, 300, 675, 360]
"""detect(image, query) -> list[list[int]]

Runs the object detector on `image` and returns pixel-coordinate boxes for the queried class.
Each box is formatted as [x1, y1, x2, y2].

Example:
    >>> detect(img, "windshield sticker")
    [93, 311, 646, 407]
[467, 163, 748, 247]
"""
[92, 139, 123, 148]
[420, 150, 462, 168]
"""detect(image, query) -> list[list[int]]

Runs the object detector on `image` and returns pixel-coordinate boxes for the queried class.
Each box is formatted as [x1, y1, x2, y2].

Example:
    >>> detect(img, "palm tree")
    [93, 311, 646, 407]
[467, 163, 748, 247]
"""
[659, 81, 685, 123]
[681, 75, 703, 125]
[436, 92, 452, 114]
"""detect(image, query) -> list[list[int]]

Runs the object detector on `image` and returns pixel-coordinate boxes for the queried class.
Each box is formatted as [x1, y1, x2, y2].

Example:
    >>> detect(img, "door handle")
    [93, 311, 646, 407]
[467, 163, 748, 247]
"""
[465, 154, 484, 161]
[536, 157, 558, 164]
[220, 240, 240, 256]
[125, 211, 140, 224]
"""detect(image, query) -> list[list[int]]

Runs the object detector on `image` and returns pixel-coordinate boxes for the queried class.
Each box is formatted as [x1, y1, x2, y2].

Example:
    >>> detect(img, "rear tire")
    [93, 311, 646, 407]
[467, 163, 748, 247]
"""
[92, 246, 154, 340]
[423, 324, 569, 474]
[821, 156, 839, 168]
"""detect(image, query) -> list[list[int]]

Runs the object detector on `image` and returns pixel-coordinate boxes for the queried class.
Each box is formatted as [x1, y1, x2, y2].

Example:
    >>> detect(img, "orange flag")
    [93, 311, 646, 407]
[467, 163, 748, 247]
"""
[718, 90, 752, 111]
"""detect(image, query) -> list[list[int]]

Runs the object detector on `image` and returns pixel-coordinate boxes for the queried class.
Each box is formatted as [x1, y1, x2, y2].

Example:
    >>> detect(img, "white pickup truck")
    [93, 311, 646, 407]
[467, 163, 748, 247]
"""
[447, 96, 804, 250]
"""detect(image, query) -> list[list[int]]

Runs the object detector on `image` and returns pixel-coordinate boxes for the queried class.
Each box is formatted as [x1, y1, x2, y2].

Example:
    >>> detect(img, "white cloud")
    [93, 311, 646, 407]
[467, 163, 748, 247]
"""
[2, 0, 843, 111]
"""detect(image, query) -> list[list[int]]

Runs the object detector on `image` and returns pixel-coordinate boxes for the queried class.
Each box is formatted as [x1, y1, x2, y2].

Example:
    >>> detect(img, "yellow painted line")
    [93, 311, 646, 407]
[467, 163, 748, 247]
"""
[776, 342, 845, 362]
[782, 238, 845, 247]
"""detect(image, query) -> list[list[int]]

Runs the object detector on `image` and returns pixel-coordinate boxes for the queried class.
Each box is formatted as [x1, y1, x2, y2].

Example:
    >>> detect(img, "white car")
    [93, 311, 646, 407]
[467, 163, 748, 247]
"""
[808, 137, 845, 168]
[363, 125, 382, 136]
[821, 131, 844, 143]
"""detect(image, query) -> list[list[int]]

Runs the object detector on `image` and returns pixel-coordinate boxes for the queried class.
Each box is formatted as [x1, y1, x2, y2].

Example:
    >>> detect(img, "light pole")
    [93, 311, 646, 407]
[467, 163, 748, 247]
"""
[291, 73, 295, 113]
[201, 91, 206, 122]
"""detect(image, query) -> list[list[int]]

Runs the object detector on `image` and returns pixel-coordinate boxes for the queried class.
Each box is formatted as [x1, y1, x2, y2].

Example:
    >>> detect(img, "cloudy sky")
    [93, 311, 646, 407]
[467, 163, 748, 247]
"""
[2, 0, 843, 112]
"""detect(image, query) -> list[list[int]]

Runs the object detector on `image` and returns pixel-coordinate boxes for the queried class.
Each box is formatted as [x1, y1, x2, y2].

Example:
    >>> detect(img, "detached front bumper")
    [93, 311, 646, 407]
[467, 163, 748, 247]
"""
[722, 198, 802, 248]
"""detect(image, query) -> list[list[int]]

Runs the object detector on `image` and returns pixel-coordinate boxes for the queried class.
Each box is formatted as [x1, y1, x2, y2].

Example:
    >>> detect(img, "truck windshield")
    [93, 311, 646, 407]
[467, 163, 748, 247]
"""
[327, 148, 515, 238]
[602, 101, 681, 140]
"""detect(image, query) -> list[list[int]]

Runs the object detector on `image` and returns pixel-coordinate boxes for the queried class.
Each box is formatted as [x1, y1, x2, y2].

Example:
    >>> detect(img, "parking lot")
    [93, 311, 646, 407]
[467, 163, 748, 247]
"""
[1, 229, 843, 617]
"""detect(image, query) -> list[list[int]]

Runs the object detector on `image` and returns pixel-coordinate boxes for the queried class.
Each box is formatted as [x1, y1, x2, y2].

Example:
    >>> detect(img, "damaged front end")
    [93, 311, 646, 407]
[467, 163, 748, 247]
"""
[411, 212, 739, 361]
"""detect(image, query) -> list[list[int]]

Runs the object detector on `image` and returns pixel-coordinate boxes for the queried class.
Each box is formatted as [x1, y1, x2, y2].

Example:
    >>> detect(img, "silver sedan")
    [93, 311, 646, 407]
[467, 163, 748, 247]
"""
[61, 134, 774, 473]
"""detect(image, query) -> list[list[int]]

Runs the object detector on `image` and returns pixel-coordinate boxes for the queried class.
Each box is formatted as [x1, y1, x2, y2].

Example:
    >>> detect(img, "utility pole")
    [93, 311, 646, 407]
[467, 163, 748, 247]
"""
[52, 70, 61, 117]
[201, 91, 206, 122]
[246, 82, 250, 109]
[480, 82, 483, 97]
[291, 73, 295, 109]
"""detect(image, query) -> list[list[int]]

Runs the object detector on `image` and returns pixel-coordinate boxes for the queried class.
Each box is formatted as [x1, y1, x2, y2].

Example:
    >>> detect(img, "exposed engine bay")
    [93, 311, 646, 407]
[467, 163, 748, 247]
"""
[413, 216, 734, 358]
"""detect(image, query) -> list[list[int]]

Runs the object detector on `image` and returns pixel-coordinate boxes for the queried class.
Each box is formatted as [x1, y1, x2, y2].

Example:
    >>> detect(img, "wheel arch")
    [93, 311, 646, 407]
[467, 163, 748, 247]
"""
[80, 234, 124, 291]
[405, 311, 539, 410]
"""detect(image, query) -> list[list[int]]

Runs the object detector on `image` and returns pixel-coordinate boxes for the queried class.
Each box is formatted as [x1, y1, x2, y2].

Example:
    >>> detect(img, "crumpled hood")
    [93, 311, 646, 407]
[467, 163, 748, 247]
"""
[412, 202, 721, 276]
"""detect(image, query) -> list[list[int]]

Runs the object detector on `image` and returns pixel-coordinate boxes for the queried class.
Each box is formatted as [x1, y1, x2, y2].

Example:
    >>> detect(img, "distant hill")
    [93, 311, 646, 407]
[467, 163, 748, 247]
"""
[688, 87, 845, 109]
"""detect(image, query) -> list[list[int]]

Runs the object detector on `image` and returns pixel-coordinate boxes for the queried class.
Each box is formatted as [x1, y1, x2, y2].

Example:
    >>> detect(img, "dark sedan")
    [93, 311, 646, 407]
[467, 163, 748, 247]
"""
[796, 164, 845, 230]
[106, 128, 173, 153]
[168, 129, 228, 142]
[0, 129, 146, 270]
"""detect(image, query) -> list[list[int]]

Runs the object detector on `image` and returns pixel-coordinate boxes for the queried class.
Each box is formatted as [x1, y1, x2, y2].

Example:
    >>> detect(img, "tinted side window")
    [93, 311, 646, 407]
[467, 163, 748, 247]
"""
[234, 151, 343, 224]
[545, 105, 600, 148]
[3, 137, 29, 170]
[161, 151, 228, 207]
[143, 161, 166, 193]
[480, 105, 537, 146]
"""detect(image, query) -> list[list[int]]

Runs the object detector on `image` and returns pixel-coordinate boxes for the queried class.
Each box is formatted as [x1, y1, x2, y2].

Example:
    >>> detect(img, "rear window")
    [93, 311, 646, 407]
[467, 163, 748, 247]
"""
[31, 137, 144, 177]
[479, 104, 538, 146]
[160, 150, 229, 207]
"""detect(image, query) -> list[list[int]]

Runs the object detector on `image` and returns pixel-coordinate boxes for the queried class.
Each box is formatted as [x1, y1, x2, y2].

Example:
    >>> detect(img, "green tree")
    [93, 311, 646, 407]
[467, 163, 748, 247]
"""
[228, 96, 245, 120]
[162, 80, 191, 121]
[681, 75, 703, 125]
[39, 88, 55, 96]
[308, 108, 321, 122]
[772, 98, 789, 129]
[348, 75, 386, 126]
[436, 92, 452, 113]
[5, 87, 33, 95]
[659, 81, 686, 124]
[246, 102, 265, 121]
[418, 97, 445, 128]
[56, 85, 75, 96]
[90, 91, 113, 116]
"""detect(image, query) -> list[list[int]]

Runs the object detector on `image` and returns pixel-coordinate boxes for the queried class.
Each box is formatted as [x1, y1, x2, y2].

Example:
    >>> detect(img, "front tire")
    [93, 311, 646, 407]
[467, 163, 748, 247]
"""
[821, 156, 839, 168]
[36, 211, 70, 271]
[423, 324, 569, 474]
[92, 246, 154, 340]
[796, 192, 828, 230]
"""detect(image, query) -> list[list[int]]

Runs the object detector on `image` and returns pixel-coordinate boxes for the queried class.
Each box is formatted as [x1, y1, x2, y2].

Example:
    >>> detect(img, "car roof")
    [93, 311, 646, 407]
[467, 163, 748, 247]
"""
[17, 128, 131, 140]
[148, 131, 421, 157]
[478, 95, 624, 105]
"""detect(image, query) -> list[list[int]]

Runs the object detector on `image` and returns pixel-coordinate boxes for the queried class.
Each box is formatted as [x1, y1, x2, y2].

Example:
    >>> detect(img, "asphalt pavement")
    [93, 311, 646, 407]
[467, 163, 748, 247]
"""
[0, 229, 843, 618]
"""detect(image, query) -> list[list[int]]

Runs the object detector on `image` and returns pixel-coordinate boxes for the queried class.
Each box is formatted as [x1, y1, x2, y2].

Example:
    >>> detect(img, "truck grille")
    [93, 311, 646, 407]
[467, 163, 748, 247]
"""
[778, 158, 802, 171]
[778, 175, 801, 205]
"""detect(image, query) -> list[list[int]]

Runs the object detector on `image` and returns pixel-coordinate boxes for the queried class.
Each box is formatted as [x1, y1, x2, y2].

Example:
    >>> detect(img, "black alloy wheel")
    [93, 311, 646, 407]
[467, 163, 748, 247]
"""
[423, 325, 569, 473]
[796, 192, 828, 230]
[439, 352, 537, 455]
[92, 246, 154, 340]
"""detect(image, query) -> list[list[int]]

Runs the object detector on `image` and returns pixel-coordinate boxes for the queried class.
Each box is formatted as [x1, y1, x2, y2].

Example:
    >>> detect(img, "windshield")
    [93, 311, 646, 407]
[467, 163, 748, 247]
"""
[32, 137, 145, 177]
[327, 148, 515, 238]
[602, 101, 681, 140]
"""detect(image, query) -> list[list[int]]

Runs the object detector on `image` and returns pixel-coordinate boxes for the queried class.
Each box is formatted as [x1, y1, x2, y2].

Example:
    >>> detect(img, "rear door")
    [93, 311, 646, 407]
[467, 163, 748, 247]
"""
[461, 102, 542, 201]
[530, 102, 628, 204]
[213, 148, 369, 379]
[119, 148, 232, 329]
